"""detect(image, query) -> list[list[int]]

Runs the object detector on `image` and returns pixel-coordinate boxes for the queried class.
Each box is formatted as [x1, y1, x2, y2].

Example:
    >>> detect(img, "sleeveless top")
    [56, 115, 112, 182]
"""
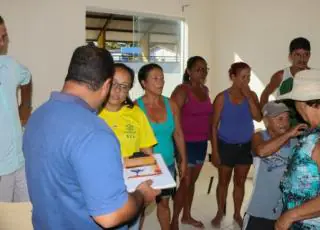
[137, 96, 175, 166]
[218, 90, 254, 144]
[277, 67, 305, 127]
[280, 128, 320, 229]
[247, 130, 295, 220]
[277, 67, 294, 96]
[181, 85, 213, 142]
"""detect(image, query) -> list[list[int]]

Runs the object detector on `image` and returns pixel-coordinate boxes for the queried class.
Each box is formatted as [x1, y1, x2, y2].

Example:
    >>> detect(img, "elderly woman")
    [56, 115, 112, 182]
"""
[275, 69, 320, 230]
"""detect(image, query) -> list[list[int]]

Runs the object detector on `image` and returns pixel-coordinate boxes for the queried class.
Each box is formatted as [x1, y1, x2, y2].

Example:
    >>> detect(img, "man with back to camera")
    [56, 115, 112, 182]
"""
[23, 44, 160, 229]
[243, 101, 307, 230]
[0, 15, 32, 202]
[260, 37, 311, 126]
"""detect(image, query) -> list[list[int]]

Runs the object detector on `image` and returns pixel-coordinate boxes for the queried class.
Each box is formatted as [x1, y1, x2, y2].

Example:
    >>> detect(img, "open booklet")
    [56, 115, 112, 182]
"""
[123, 153, 177, 192]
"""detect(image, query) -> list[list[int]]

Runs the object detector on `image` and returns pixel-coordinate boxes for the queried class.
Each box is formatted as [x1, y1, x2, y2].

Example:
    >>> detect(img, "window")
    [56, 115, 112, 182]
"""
[86, 12, 185, 99]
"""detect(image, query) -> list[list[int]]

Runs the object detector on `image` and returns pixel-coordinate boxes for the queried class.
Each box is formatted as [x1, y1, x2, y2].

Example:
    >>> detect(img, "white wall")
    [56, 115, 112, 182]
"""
[210, 0, 320, 98]
[1, 0, 85, 108]
[1, 0, 190, 107]
[2, 0, 320, 108]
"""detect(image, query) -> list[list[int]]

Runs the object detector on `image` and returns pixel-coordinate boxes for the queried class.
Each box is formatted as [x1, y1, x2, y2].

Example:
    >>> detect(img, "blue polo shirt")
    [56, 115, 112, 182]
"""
[23, 92, 128, 230]
[0, 55, 31, 176]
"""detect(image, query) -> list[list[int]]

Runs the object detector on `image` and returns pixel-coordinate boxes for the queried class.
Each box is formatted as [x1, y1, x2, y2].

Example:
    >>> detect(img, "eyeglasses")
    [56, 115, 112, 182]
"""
[111, 82, 130, 93]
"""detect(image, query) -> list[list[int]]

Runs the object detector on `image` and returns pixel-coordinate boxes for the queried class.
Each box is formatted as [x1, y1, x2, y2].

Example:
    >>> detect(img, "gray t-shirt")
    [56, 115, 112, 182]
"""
[246, 130, 296, 220]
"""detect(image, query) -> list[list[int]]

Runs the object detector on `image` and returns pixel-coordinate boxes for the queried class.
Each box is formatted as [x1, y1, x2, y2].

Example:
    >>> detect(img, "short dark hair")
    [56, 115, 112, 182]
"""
[138, 63, 163, 89]
[0, 16, 4, 24]
[183, 56, 206, 83]
[114, 63, 135, 108]
[289, 37, 311, 53]
[65, 45, 114, 91]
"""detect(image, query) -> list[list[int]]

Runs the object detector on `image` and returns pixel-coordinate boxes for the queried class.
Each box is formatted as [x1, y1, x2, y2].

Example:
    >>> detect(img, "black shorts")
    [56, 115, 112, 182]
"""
[218, 139, 252, 167]
[243, 213, 276, 230]
[156, 164, 176, 203]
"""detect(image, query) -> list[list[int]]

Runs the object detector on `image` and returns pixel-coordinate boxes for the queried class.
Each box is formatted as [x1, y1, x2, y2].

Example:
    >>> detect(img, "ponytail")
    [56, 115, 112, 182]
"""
[183, 70, 190, 83]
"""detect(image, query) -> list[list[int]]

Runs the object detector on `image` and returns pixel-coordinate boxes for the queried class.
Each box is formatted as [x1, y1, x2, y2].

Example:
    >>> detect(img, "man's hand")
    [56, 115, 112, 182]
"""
[211, 151, 220, 168]
[288, 123, 308, 138]
[136, 180, 160, 205]
[275, 211, 295, 230]
[19, 104, 32, 126]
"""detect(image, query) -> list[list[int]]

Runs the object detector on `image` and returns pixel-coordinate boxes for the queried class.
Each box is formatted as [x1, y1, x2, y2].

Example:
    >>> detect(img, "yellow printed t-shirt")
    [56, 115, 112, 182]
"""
[99, 105, 157, 157]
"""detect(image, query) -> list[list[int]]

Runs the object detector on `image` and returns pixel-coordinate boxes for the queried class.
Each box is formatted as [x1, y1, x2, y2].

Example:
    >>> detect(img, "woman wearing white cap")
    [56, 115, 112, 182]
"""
[275, 69, 320, 230]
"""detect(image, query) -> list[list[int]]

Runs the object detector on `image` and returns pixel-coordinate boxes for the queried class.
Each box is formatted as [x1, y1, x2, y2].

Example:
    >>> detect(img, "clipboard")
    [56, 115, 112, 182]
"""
[123, 154, 176, 192]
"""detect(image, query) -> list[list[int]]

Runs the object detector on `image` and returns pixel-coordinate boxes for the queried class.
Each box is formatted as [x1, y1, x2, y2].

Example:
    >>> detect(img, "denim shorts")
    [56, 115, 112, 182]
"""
[186, 141, 208, 167]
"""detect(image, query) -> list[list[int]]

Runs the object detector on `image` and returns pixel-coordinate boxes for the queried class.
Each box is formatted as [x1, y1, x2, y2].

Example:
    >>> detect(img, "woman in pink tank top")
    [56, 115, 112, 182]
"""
[170, 56, 213, 229]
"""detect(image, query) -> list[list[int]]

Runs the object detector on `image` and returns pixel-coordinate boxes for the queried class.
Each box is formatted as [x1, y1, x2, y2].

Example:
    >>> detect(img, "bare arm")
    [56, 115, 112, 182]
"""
[285, 196, 320, 224]
[210, 92, 224, 167]
[170, 84, 187, 164]
[20, 81, 32, 106]
[170, 99, 187, 178]
[19, 81, 32, 125]
[94, 190, 144, 228]
[170, 84, 187, 109]
[248, 91, 262, 122]
[252, 124, 306, 157]
[170, 84, 187, 163]
[72, 132, 159, 229]
[260, 71, 283, 108]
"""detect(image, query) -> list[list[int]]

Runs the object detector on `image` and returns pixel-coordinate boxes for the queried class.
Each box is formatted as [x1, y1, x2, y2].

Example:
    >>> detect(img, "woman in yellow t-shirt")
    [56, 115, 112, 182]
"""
[99, 63, 157, 230]
[99, 63, 157, 157]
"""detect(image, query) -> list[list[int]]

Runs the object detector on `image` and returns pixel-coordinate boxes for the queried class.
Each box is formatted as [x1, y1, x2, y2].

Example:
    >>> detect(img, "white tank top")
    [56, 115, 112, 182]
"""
[276, 67, 293, 96]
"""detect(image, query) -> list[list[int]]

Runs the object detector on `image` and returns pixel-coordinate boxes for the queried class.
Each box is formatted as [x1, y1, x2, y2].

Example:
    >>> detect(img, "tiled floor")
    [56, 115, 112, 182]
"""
[143, 161, 254, 230]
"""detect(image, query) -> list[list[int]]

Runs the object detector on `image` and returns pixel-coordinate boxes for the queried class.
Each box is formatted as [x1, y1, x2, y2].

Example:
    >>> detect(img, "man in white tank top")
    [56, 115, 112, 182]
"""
[260, 37, 311, 108]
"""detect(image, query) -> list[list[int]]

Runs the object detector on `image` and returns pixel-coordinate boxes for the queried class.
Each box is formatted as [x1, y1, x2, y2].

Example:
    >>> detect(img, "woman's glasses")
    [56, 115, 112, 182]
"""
[111, 82, 130, 93]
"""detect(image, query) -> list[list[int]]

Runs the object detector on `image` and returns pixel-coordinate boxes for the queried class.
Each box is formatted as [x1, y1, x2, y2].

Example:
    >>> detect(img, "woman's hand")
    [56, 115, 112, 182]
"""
[275, 211, 295, 230]
[240, 84, 252, 98]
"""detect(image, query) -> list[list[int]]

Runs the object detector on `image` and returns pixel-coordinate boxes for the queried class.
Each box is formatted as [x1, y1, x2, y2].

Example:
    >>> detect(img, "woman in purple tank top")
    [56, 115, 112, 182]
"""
[171, 56, 212, 229]
[211, 62, 261, 228]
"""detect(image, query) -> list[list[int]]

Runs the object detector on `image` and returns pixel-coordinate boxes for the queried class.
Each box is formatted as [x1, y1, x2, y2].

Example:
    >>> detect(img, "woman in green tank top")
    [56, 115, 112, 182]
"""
[136, 63, 187, 230]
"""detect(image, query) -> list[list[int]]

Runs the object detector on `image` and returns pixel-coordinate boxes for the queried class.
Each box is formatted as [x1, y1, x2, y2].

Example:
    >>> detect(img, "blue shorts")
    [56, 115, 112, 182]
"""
[186, 141, 208, 167]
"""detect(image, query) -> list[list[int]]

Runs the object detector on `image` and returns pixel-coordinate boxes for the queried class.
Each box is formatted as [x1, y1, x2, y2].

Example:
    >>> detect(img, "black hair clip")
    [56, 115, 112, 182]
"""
[128, 151, 148, 159]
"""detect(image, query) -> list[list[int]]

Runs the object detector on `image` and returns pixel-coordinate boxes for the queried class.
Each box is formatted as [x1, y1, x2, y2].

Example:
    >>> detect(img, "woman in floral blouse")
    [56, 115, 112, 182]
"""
[275, 69, 320, 230]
